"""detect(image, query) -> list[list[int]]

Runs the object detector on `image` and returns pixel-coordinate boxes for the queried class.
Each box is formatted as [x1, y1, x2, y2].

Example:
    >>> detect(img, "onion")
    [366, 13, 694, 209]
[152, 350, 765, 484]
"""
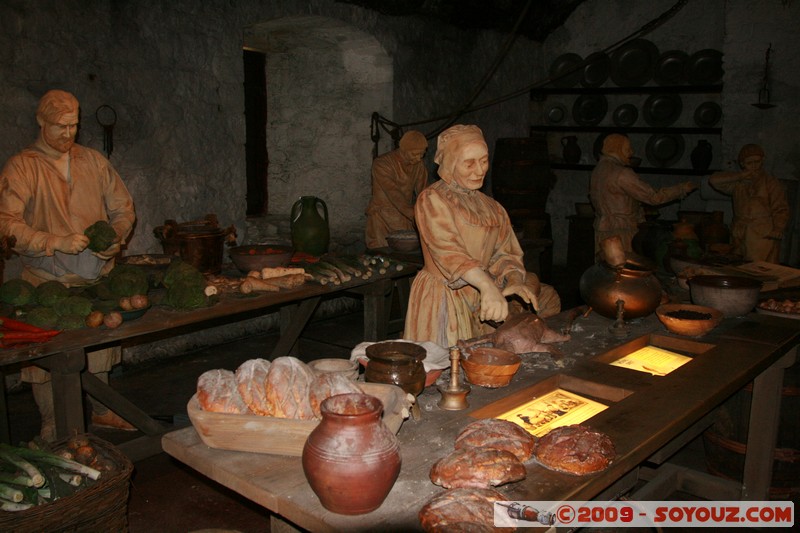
[85, 311, 105, 328]
[119, 297, 134, 311]
[103, 311, 123, 329]
[130, 294, 149, 309]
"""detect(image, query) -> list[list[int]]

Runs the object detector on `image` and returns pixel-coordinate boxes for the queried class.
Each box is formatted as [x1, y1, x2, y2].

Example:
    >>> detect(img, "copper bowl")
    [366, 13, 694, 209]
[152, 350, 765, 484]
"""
[229, 244, 294, 273]
[461, 347, 521, 388]
[656, 303, 723, 337]
[688, 275, 762, 318]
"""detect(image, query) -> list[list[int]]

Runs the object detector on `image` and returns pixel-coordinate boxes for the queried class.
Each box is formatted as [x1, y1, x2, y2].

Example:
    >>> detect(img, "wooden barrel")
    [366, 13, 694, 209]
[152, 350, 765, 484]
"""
[702, 359, 800, 500]
[491, 136, 555, 225]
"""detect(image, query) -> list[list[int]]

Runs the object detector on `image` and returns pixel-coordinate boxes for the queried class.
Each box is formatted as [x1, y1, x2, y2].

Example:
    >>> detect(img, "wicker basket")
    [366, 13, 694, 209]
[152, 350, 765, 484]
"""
[0, 434, 133, 533]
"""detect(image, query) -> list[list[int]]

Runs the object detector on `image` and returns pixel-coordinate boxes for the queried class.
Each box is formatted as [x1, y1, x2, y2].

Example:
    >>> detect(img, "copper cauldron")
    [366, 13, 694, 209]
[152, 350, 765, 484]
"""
[579, 258, 663, 319]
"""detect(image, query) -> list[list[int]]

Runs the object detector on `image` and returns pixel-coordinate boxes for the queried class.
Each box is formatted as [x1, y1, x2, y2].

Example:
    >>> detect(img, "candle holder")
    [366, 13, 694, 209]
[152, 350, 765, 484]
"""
[437, 347, 471, 410]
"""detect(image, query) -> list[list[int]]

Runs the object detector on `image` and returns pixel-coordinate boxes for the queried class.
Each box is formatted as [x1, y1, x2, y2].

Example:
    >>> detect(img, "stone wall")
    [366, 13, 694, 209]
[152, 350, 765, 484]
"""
[0, 0, 797, 363]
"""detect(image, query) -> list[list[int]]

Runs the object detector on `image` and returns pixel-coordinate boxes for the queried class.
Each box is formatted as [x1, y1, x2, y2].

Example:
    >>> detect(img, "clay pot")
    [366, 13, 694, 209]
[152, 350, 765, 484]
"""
[302, 393, 401, 515]
[365, 341, 426, 396]
[579, 259, 663, 319]
[690, 139, 713, 171]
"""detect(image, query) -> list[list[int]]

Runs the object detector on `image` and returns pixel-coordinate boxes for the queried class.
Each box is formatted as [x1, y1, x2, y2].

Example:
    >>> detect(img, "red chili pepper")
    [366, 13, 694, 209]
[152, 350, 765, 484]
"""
[0, 317, 51, 334]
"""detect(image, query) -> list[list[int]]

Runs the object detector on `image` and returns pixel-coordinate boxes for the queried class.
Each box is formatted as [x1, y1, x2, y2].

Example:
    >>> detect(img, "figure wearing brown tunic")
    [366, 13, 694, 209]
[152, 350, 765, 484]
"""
[590, 154, 689, 255]
[403, 179, 559, 347]
[365, 148, 428, 249]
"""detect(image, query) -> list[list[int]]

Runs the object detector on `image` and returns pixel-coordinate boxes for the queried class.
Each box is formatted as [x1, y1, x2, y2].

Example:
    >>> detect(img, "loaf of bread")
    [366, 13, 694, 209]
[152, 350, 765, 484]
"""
[534, 424, 615, 475]
[197, 369, 251, 414]
[454, 418, 536, 461]
[430, 447, 526, 489]
[264, 356, 317, 419]
[418, 488, 513, 533]
[309, 372, 363, 419]
[235, 358, 272, 416]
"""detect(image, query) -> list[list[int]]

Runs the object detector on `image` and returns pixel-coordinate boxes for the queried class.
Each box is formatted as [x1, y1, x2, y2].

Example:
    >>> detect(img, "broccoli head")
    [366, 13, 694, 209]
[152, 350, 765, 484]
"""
[34, 280, 70, 307]
[0, 279, 36, 306]
[57, 313, 88, 330]
[25, 306, 60, 329]
[164, 278, 207, 310]
[108, 264, 149, 297]
[56, 295, 94, 318]
[162, 260, 205, 289]
[84, 220, 117, 252]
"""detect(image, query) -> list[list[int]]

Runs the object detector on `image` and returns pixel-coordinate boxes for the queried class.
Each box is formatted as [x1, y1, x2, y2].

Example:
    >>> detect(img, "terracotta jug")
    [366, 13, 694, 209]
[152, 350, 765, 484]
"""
[561, 135, 581, 164]
[690, 140, 713, 171]
[291, 196, 330, 256]
[302, 393, 401, 515]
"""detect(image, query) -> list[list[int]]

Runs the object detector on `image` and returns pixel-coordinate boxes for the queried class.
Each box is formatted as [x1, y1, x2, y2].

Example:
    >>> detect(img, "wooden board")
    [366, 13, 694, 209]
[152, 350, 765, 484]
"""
[187, 382, 411, 456]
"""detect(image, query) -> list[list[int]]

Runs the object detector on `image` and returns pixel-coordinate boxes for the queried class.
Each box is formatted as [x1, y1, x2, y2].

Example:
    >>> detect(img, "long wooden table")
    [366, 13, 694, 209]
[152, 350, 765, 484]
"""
[163, 310, 799, 532]
[0, 265, 416, 459]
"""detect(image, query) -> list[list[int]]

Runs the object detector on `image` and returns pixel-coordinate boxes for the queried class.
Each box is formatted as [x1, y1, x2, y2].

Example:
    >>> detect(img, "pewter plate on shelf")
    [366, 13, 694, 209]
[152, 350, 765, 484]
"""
[643, 93, 683, 127]
[694, 101, 722, 127]
[646, 133, 685, 168]
[582, 51, 610, 88]
[610, 39, 659, 87]
[572, 94, 608, 126]
[613, 103, 639, 127]
[545, 103, 568, 124]
[654, 50, 689, 86]
[549, 53, 584, 88]
[686, 49, 724, 85]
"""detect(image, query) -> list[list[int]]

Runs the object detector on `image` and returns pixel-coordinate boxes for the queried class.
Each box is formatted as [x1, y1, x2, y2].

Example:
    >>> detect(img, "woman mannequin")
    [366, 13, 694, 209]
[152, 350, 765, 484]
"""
[403, 125, 560, 348]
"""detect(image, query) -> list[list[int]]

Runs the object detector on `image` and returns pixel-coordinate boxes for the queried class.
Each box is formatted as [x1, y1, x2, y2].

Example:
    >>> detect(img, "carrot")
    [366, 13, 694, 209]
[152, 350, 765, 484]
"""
[0, 317, 51, 334]
[0, 330, 61, 341]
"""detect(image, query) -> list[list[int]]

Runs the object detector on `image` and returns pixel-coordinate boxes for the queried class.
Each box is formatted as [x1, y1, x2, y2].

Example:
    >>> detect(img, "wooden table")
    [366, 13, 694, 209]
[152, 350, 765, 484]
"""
[0, 265, 417, 459]
[163, 310, 799, 532]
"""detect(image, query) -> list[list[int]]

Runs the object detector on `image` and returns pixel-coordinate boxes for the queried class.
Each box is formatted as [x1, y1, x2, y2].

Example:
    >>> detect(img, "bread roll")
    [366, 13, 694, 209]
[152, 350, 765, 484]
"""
[534, 424, 615, 475]
[309, 372, 363, 419]
[196, 369, 250, 414]
[264, 356, 317, 419]
[454, 418, 536, 461]
[418, 488, 513, 533]
[235, 358, 272, 416]
[430, 447, 526, 489]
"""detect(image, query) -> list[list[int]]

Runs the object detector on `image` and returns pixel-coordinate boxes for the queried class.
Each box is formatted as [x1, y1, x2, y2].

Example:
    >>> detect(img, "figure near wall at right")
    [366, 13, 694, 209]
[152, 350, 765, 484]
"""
[709, 144, 789, 263]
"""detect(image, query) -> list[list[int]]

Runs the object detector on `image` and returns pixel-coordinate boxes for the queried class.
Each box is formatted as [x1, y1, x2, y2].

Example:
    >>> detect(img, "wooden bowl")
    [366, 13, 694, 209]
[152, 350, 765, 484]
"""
[229, 244, 294, 272]
[386, 231, 420, 253]
[656, 303, 723, 337]
[461, 347, 521, 388]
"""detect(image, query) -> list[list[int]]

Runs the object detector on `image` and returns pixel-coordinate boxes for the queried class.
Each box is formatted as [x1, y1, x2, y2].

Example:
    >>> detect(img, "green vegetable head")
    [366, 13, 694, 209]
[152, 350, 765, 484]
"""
[164, 278, 207, 310]
[26, 306, 60, 329]
[0, 278, 36, 306]
[162, 260, 205, 288]
[84, 220, 117, 252]
[107, 264, 149, 297]
[57, 313, 88, 330]
[34, 281, 70, 307]
[57, 295, 94, 318]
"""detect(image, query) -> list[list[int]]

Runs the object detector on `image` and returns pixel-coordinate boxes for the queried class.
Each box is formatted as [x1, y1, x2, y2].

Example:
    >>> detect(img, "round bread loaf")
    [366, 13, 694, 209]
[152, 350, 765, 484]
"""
[418, 487, 513, 533]
[534, 424, 615, 475]
[309, 372, 363, 419]
[196, 368, 251, 414]
[264, 356, 317, 419]
[235, 358, 272, 416]
[430, 447, 526, 489]
[454, 418, 536, 461]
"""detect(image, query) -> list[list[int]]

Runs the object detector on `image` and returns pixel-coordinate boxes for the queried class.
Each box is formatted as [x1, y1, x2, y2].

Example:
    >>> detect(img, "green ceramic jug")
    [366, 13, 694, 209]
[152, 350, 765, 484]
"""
[291, 196, 330, 256]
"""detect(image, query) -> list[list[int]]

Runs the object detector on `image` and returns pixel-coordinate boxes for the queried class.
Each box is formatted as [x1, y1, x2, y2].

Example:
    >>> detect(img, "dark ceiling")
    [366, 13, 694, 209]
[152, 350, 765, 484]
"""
[338, 0, 587, 42]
